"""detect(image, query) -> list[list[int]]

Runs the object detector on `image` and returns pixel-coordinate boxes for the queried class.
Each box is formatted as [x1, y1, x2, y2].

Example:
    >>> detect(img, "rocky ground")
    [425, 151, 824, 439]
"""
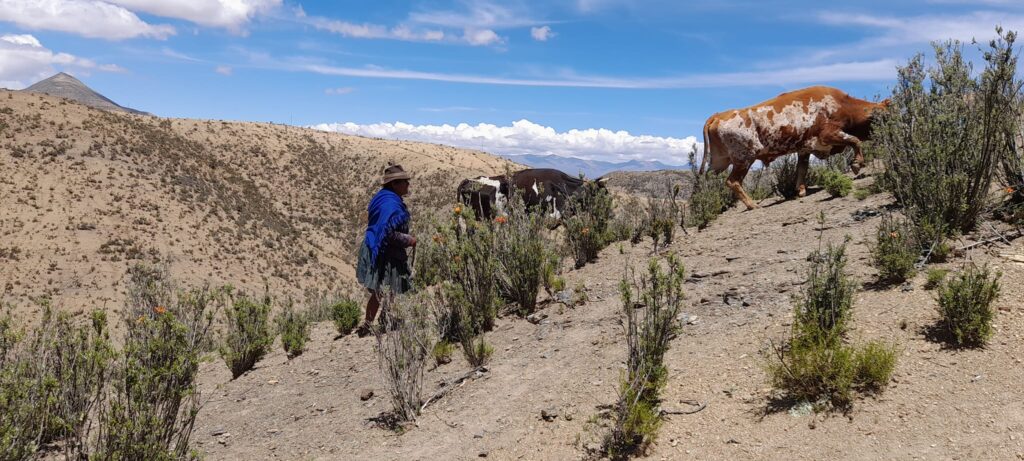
[192, 174, 1024, 460]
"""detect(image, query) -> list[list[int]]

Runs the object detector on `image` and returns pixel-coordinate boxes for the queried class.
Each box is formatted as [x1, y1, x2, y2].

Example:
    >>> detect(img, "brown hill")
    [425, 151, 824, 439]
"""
[0, 89, 516, 317]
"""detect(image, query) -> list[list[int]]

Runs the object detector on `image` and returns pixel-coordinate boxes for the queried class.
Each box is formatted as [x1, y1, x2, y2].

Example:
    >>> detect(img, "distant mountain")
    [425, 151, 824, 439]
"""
[505, 154, 684, 179]
[23, 72, 147, 115]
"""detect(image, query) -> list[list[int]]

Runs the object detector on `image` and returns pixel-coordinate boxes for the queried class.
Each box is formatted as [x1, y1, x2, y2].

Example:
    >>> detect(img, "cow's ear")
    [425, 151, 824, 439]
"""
[596, 176, 610, 186]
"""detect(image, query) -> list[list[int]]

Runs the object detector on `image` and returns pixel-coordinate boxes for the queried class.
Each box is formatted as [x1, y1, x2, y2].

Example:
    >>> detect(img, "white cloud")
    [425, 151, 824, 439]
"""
[310, 119, 697, 165]
[463, 28, 502, 46]
[215, 65, 232, 75]
[818, 11, 1024, 45]
[301, 59, 895, 88]
[409, 2, 540, 29]
[324, 86, 353, 95]
[307, 17, 446, 42]
[0, 34, 121, 89]
[106, 0, 281, 33]
[0, 0, 175, 40]
[530, 25, 554, 41]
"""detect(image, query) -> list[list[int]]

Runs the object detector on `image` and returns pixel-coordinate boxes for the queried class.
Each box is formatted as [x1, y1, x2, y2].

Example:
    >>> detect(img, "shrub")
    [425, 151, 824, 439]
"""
[924, 268, 949, 290]
[605, 255, 685, 458]
[374, 292, 433, 424]
[936, 264, 1001, 347]
[330, 298, 361, 336]
[431, 340, 455, 366]
[645, 190, 680, 253]
[853, 188, 872, 200]
[818, 169, 853, 198]
[772, 154, 802, 200]
[853, 341, 898, 391]
[93, 264, 221, 460]
[609, 196, 647, 245]
[276, 301, 311, 359]
[870, 214, 918, 284]
[874, 31, 1020, 237]
[687, 149, 733, 229]
[768, 230, 897, 409]
[565, 180, 615, 268]
[219, 293, 274, 379]
[540, 251, 566, 299]
[494, 194, 548, 315]
[795, 237, 855, 342]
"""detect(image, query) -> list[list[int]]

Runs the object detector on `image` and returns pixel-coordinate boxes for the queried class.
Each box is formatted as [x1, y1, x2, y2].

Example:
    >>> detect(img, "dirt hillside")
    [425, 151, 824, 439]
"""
[190, 175, 1024, 460]
[0, 89, 515, 318]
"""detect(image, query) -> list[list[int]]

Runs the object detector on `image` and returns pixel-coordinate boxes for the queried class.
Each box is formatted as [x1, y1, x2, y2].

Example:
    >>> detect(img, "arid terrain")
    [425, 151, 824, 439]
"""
[3, 91, 1024, 461]
[191, 175, 1024, 461]
[0, 89, 515, 319]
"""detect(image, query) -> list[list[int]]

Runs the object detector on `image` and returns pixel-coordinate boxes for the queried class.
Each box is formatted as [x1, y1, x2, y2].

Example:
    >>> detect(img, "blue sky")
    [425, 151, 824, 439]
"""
[1, 0, 1022, 165]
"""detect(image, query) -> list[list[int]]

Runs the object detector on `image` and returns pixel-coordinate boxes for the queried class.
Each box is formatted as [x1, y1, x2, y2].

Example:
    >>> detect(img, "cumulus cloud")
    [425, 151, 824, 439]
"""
[530, 25, 554, 41]
[310, 119, 697, 165]
[324, 86, 354, 95]
[215, 65, 232, 75]
[0, 0, 175, 40]
[0, 34, 121, 89]
[107, 0, 281, 33]
[463, 28, 502, 46]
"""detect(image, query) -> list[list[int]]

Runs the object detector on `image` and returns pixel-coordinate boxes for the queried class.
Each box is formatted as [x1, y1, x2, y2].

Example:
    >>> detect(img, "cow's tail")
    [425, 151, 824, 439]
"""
[698, 121, 711, 175]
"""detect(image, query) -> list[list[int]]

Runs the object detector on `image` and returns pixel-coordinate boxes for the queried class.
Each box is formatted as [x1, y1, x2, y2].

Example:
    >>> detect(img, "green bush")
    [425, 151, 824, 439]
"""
[768, 231, 897, 409]
[564, 180, 615, 268]
[0, 305, 113, 460]
[94, 264, 221, 460]
[936, 264, 1001, 347]
[875, 31, 1019, 237]
[853, 341, 898, 391]
[771, 154, 802, 200]
[687, 149, 733, 229]
[853, 188, 872, 200]
[494, 194, 548, 315]
[431, 340, 455, 366]
[276, 302, 311, 359]
[220, 293, 274, 379]
[645, 190, 680, 253]
[924, 268, 949, 290]
[609, 196, 647, 245]
[605, 255, 685, 458]
[870, 215, 918, 284]
[818, 169, 853, 198]
[330, 298, 361, 336]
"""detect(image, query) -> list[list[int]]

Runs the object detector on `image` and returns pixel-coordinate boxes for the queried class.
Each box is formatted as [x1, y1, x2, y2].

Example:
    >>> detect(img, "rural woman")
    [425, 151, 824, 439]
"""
[355, 164, 417, 337]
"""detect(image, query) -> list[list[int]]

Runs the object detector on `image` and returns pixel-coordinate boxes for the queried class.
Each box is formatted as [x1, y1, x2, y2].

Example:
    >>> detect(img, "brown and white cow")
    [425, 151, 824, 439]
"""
[700, 86, 888, 210]
[458, 168, 607, 220]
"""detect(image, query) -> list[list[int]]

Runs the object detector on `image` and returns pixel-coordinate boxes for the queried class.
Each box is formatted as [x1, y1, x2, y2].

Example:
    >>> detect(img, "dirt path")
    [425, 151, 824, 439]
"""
[193, 176, 1024, 460]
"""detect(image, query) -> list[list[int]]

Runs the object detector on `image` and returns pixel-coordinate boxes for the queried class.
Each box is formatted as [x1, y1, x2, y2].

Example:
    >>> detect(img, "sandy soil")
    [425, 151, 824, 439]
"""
[191, 175, 1024, 461]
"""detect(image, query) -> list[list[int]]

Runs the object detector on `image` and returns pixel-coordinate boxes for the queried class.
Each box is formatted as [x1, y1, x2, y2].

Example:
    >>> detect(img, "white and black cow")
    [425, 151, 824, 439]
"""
[457, 168, 608, 220]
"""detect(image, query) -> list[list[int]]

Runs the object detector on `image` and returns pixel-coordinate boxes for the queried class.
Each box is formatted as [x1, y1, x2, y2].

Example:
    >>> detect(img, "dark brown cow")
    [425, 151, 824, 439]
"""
[700, 86, 888, 210]
[458, 168, 607, 220]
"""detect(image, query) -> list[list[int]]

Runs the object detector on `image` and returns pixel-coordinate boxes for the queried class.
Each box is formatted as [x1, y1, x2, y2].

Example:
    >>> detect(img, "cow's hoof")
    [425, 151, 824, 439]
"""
[797, 191, 807, 198]
[743, 205, 761, 211]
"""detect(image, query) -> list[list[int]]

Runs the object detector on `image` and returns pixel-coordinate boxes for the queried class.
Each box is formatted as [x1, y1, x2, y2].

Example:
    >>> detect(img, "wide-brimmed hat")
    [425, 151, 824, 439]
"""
[381, 164, 412, 185]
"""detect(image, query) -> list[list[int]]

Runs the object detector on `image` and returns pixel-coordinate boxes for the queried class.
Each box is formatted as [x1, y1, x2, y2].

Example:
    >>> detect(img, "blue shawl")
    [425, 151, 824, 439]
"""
[364, 188, 410, 263]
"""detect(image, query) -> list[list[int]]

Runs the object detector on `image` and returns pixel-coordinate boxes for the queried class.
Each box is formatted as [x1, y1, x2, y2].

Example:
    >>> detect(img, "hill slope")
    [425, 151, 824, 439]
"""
[0, 89, 515, 316]
[190, 176, 1024, 460]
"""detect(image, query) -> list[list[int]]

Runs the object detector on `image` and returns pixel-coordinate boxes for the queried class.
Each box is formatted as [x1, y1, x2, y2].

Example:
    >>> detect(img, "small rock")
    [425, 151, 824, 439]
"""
[267, 380, 279, 385]
[267, 428, 280, 434]
[527, 313, 548, 324]
[541, 408, 560, 421]
[474, 431, 485, 439]
[360, 389, 374, 401]
[210, 428, 227, 436]
[726, 438, 741, 444]
[564, 413, 573, 421]
[478, 451, 488, 458]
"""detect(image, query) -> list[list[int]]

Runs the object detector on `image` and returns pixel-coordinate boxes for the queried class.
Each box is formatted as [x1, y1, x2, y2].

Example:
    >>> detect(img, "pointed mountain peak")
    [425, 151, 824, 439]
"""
[23, 72, 146, 115]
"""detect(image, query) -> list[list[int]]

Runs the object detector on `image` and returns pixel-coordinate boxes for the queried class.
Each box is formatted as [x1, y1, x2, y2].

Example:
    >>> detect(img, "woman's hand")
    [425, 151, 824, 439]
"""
[409, 236, 417, 247]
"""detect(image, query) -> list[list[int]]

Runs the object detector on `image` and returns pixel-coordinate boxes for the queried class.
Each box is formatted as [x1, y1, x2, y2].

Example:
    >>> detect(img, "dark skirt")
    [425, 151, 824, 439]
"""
[356, 242, 412, 295]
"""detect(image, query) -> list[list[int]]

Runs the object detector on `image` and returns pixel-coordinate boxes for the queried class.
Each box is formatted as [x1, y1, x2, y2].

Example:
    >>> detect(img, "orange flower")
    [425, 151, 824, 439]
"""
[454, 205, 463, 215]
[889, 232, 899, 239]
[153, 306, 167, 315]
[1007, 187, 1016, 194]
[136, 315, 145, 324]
[433, 234, 444, 244]
[494, 216, 507, 224]
[582, 227, 590, 236]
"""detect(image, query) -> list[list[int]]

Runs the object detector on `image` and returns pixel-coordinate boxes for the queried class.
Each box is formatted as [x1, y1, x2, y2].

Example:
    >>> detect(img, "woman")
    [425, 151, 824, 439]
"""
[355, 164, 417, 337]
